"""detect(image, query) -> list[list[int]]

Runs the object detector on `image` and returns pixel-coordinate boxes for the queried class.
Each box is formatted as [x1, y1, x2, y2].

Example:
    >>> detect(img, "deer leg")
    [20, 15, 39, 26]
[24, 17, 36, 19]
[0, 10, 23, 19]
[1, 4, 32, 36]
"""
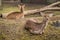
[39, 31, 43, 35]
[21, 15, 24, 18]
[39, 30, 44, 35]
[42, 30, 44, 34]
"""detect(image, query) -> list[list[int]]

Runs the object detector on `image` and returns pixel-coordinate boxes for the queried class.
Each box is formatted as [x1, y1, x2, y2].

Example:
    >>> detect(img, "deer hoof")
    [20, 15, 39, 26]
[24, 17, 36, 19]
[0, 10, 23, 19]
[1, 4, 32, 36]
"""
[39, 32, 44, 35]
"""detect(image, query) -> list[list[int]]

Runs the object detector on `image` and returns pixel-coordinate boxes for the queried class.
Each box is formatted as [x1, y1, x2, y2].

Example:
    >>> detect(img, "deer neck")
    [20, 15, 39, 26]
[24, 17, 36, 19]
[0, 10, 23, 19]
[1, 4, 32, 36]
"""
[42, 18, 49, 29]
[20, 6, 24, 13]
[42, 18, 48, 25]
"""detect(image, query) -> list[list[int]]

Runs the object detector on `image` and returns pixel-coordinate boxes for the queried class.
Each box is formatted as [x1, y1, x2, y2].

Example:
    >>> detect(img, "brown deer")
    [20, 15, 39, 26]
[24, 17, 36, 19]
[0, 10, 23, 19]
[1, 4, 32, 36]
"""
[6, 3, 25, 19]
[25, 14, 53, 34]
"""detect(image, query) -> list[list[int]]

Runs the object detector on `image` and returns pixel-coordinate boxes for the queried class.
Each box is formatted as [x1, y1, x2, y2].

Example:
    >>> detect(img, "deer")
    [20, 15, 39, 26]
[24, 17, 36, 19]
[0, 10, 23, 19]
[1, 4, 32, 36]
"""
[25, 13, 53, 35]
[6, 3, 25, 19]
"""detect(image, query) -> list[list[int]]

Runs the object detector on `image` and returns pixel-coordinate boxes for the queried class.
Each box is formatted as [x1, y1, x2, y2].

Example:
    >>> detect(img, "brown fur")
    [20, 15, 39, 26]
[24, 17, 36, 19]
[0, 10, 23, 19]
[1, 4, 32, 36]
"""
[6, 12, 24, 19]
[6, 4, 25, 19]
[25, 15, 49, 34]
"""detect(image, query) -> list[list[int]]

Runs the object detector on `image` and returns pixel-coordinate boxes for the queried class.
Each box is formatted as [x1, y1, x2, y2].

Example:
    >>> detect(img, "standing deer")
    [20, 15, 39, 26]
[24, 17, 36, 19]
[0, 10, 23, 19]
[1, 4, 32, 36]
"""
[25, 14, 53, 34]
[6, 3, 25, 19]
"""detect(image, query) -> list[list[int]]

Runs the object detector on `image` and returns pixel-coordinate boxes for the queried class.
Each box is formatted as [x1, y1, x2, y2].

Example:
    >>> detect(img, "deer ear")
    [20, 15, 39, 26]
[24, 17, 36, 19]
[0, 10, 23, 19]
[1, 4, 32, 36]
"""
[40, 12, 45, 17]
[18, 5, 21, 9]
[22, 4, 25, 8]
[18, 5, 21, 7]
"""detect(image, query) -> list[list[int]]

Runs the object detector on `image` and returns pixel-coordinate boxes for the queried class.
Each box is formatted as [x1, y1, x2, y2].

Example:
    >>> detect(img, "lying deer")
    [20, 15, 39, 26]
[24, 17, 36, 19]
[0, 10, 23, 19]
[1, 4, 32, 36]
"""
[25, 14, 53, 34]
[6, 3, 25, 19]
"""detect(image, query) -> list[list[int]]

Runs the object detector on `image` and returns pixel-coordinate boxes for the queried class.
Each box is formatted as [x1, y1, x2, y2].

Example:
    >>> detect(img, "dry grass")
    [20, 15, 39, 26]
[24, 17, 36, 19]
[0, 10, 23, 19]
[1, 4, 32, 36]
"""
[0, 4, 60, 40]
[0, 17, 60, 40]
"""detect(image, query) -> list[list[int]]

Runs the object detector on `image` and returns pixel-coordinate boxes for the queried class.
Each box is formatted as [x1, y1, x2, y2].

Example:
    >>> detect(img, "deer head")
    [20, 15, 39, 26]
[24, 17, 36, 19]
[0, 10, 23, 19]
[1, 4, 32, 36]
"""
[40, 12, 53, 21]
[18, 3, 25, 13]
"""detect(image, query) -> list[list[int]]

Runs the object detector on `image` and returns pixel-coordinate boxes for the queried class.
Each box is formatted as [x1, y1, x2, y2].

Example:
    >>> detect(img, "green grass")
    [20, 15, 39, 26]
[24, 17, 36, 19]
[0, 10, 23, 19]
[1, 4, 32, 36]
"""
[54, 11, 60, 15]
[2, 4, 45, 13]
[0, 4, 60, 40]
[2, 6, 19, 13]
[0, 18, 60, 40]
[1, 4, 60, 15]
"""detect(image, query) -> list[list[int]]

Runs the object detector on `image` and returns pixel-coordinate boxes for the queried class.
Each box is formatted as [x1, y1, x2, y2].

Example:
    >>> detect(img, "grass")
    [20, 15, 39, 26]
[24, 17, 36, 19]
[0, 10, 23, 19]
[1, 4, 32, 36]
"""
[0, 4, 60, 40]
[54, 11, 60, 15]
[0, 18, 60, 40]
[1, 4, 60, 15]
[2, 4, 45, 13]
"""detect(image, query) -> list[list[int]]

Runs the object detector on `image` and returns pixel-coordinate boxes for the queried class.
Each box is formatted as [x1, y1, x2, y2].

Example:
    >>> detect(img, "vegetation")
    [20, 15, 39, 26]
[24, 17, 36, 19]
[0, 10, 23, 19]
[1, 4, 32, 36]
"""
[0, 18, 60, 40]
[2, 4, 45, 13]
[0, 4, 60, 40]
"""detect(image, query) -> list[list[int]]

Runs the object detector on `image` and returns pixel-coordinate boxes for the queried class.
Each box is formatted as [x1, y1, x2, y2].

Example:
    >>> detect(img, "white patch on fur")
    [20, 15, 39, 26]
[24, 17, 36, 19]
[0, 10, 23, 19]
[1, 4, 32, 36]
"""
[29, 18, 37, 22]
[49, 14, 53, 17]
